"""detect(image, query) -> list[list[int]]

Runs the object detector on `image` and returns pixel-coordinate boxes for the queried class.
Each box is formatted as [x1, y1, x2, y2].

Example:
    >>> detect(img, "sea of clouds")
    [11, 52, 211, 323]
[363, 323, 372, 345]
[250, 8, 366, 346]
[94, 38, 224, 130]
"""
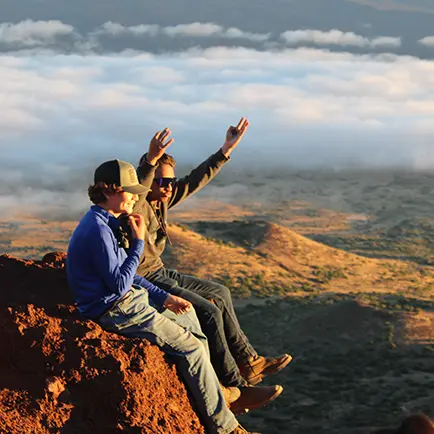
[1, 20, 434, 218]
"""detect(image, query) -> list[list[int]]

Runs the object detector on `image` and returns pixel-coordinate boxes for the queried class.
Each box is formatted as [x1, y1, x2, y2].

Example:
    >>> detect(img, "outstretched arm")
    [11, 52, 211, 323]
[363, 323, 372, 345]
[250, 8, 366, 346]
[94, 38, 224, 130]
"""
[168, 117, 250, 208]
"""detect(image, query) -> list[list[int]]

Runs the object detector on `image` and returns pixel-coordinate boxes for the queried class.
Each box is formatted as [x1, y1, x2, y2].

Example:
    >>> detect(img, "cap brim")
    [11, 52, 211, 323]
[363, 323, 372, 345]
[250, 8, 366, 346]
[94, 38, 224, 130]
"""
[122, 184, 150, 195]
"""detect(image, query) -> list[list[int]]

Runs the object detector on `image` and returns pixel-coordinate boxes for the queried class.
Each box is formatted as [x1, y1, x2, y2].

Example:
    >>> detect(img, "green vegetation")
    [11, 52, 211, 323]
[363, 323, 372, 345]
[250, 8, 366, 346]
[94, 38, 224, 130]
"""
[311, 218, 434, 266]
[236, 295, 434, 434]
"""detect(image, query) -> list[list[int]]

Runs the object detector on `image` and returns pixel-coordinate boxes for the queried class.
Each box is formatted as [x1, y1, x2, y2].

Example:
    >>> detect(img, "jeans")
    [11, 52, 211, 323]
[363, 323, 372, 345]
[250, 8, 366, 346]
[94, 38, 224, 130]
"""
[97, 286, 238, 434]
[146, 268, 258, 387]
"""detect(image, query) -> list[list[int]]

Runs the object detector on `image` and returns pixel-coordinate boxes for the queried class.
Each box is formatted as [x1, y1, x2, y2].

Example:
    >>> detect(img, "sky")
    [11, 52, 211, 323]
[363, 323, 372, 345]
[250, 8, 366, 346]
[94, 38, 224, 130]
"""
[1, 0, 434, 218]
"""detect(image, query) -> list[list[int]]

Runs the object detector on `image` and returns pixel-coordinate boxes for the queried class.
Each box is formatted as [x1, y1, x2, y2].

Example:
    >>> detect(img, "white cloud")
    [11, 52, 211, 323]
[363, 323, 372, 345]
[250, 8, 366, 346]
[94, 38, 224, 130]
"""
[418, 36, 434, 46]
[93, 21, 271, 42]
[281, 29, 401, 48]
[163, 23, 222, 37]
[96, 21, 159, 37]
[1, 46, 434, 176]
[2, 45, 434, 217]
[370, 36, 401, 48]
[0, 20, 405, 52]
[224, 27, 270, 42]
[0, 20, 74, 47]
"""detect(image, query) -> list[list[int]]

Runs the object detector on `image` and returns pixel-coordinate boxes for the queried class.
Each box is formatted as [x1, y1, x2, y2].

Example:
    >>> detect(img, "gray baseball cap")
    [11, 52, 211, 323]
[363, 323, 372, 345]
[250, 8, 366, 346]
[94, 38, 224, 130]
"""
[94, 159, 149, 195]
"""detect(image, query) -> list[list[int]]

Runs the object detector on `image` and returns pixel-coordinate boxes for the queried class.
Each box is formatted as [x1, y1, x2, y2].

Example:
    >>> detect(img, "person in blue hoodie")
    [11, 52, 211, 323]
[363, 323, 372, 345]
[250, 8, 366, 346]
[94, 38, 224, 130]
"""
[66, 149, 264, 434]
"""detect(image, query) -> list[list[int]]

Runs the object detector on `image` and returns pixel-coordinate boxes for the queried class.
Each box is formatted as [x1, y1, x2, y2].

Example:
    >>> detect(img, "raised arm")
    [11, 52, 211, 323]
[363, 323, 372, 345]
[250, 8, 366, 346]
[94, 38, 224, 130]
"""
[168, 117, 250, 208]
[136, 128, 175, 208]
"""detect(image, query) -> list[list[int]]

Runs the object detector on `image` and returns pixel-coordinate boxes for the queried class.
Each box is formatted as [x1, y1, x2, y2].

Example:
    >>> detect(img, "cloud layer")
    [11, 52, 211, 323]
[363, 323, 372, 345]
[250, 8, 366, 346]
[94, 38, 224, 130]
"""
[94, 22, 270, 42]
[281, 30, 401, 48]
[0, 20, 74, 46]
[0, 19, 413, 53]
[2, 20, 434, 217]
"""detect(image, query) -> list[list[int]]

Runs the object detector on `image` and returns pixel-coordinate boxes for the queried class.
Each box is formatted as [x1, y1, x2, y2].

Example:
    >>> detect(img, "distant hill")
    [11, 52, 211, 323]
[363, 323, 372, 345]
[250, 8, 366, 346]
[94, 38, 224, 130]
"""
[164, 220, 434, 299]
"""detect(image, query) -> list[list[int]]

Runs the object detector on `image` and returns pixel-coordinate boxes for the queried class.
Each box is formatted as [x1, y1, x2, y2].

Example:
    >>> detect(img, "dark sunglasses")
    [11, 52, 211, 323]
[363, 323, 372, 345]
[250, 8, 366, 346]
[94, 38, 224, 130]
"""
[154, 177, 177, 188]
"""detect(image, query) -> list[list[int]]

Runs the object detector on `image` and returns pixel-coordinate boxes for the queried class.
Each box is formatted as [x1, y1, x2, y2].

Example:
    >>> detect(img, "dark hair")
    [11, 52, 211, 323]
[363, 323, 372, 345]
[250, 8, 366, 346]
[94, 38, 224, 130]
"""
[157, 154, 176, 168]
[88, 182, 123, 204]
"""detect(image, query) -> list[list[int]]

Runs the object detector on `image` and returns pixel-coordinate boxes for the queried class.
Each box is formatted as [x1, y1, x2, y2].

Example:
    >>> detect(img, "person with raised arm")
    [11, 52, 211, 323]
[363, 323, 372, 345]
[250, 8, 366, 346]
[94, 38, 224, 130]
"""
[132, 119, 291, 412]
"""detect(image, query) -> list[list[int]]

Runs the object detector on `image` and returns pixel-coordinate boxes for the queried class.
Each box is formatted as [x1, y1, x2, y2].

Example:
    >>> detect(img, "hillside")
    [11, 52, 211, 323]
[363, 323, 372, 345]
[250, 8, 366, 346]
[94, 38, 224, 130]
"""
[165, 221, 434, 299]
[236, 295, 434, 434]
[0, 254, 204, 434]
[1, 205, 434, 434]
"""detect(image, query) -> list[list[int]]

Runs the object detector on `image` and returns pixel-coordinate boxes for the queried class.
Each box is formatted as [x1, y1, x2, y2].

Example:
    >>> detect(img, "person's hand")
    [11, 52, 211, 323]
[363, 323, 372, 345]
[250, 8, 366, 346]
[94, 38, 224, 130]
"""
[221, 117, 250, 158]
[128, 213, 145, 241]
[146, 128, 175, 166]
[163, 295, 193, 315]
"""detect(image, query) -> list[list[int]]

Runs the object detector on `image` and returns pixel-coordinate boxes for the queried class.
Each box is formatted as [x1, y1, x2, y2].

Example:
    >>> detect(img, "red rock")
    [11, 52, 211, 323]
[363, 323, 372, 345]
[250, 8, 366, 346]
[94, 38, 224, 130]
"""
[0, 254, 204, 434]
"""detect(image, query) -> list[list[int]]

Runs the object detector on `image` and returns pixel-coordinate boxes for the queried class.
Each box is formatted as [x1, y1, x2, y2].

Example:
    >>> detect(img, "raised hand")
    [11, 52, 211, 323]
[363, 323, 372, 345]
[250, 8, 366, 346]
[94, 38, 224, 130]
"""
[147, 128, 175, 166]
[163, 295, 193, 315]
[221, 117, 250, 158]
[128, 213, 145, 241]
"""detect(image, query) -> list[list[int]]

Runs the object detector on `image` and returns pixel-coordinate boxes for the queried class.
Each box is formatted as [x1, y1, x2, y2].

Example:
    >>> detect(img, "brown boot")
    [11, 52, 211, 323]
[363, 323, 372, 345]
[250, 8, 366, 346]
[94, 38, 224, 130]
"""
[230, 385, 283, 415]
[239, 354, 292, 385]
[221, 385, 241, 405]
[230, 425, 261, 434]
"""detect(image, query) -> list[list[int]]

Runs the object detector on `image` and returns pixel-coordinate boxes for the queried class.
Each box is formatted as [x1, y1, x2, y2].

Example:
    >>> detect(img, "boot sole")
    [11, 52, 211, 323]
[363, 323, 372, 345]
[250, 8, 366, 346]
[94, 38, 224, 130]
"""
[230, 385, 283, 414]
[246, 355, 293, 386]
[232, 407, 249, 416]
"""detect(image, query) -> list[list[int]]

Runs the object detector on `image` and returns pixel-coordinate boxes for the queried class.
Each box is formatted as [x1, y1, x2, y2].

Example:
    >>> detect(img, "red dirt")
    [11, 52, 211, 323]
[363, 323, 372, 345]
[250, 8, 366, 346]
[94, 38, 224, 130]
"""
[0, 254, 204, 434]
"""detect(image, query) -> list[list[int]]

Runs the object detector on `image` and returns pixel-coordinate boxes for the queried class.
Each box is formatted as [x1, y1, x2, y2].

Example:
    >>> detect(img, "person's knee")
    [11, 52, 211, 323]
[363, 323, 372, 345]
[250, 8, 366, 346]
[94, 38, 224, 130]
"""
[213, 283, 232, 304]
[183, 334, 208, 358]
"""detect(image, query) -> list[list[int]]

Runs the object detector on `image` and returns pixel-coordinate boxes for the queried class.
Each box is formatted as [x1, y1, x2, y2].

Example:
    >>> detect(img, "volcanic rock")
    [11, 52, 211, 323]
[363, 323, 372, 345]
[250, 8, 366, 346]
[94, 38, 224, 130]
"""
[0, 254, 204, 434]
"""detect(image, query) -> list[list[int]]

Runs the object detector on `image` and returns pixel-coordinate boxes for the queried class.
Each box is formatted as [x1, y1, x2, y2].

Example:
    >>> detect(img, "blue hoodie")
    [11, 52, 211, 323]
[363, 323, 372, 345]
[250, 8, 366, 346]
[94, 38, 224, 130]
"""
[66, 205, 169, 319]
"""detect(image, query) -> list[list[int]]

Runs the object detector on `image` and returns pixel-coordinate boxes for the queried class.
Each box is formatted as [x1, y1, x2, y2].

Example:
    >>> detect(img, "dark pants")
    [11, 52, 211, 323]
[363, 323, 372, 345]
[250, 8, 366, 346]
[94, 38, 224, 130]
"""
[147, 268, 258, 387]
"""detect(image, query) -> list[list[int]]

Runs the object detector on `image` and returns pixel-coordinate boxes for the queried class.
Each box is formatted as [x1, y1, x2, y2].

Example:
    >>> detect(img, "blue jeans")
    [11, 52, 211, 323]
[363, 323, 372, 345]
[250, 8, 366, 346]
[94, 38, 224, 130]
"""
[97, 286, 238, 434]
[145, 268, 258, 387]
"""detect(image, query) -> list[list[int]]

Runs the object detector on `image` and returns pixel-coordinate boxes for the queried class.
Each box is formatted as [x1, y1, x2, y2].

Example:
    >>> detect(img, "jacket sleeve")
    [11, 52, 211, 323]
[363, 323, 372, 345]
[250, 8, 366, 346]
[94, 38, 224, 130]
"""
[168, 149, 229, 209]
[88, 225, 144, 297]
[135, 158, 157, 211]
[133, 274, 169, 310]
[136, 157, 158, 190]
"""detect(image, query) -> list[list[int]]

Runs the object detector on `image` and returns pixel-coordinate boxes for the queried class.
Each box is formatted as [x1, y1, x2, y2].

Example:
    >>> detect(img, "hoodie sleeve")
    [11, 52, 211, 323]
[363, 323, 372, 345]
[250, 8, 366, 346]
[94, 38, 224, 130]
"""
[88, 225, 145, 297]
[133, 274, 169, 310]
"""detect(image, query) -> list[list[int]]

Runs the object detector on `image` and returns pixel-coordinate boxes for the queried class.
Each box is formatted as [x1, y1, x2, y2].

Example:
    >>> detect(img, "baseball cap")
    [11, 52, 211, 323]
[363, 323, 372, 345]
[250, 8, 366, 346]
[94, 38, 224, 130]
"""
[94, 159, 149, 195]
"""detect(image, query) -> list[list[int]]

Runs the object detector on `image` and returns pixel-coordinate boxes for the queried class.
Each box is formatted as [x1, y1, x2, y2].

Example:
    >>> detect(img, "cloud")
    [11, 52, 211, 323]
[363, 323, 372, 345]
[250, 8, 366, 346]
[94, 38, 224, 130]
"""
[0, 20, 74, 47]
[2, 45, 434, 218]
[94, 21, 271, 42]
[94, 22, 160, 37]
[280, 29, 401, 48]
[163, 23, 223, 37]
[418, 36, 434, 46]
[0, 20, 406, 54]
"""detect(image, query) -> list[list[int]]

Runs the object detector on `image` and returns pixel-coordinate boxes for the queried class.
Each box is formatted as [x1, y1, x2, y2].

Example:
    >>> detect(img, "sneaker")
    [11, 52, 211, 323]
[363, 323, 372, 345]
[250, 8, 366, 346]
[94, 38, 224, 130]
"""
[231, 424, 261, 434]
[230, 385, 283, 415]
[239, 354, 292, 385]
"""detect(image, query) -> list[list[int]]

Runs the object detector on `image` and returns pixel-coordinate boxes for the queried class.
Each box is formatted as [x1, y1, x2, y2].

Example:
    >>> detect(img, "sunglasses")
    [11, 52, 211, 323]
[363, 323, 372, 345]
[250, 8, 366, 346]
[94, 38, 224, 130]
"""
[154, 177, 177, 188]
